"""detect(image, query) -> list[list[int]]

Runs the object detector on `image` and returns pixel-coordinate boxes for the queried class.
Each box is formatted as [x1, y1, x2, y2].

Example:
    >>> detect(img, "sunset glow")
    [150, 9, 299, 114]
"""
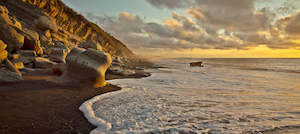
[63, 0, 300, 58]
[138, 45, 300, 58]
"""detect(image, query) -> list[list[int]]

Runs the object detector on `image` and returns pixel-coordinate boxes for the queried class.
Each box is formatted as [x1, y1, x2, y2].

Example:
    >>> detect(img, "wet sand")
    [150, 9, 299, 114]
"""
[0, 73, 147, 134]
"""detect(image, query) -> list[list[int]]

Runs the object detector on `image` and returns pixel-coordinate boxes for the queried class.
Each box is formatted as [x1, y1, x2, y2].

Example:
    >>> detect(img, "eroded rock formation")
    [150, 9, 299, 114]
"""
[1, 0, 135, 58]
[57, 48, 112, 88]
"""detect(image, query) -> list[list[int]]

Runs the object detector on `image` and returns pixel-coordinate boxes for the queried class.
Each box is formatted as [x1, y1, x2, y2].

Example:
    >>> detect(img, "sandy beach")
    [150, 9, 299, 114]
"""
[0, 72, 149, 134]
[1, 0, 300, 133]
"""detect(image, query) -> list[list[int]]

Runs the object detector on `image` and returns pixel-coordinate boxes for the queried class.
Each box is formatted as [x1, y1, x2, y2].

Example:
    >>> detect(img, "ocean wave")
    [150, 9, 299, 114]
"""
[206, 62, 300, 74]
[80, 59, 300, 134]
[246, 124, 300, 134]
[79, 87, 131, 134]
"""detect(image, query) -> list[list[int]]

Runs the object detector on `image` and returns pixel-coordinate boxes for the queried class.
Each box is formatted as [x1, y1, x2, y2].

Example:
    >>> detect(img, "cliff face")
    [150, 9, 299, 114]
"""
[0, 0, 135, 58]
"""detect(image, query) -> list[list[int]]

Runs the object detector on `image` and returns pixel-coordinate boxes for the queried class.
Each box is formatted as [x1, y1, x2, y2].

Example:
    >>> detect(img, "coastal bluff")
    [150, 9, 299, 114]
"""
[0, 0, 152, 85]
[1, 0, 134, 58]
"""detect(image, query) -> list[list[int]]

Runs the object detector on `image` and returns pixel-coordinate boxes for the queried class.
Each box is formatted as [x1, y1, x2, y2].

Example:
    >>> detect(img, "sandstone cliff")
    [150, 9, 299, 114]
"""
[0, 0, 135, 58]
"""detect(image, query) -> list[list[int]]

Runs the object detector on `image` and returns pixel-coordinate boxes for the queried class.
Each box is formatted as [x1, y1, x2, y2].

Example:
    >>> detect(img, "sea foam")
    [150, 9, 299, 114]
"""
[80, 59, 300, 134]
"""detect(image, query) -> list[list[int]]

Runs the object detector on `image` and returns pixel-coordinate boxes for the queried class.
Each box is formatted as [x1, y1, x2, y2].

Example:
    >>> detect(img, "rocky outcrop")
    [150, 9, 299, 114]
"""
[34, 57, 56, 69]
[35, 16, 58, 32]
[0, 5, 22, 30]
[22, 28, 43, 56]
[0, 5, 24, 52]
[0, 24, 24, 52]
[78, 41, 102, 51]
[0, 69, 23, 82]
[0, 59, 23, 83]
[16, 50, 37, 65]
[57, 48, 112, 88]
[1, 0, 135, 58]
[3, 59, 22, 76]
[0, 1, 151, 85]
[0, 40, 8, 63]
[45, 41, 69, 63]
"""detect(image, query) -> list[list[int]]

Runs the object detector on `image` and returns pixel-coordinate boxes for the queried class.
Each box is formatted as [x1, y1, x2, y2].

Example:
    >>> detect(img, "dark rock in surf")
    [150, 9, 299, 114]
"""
[190, 61, 204, 67]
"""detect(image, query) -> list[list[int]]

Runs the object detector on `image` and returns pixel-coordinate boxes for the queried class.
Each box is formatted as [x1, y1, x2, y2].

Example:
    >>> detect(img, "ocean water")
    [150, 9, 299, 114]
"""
[80, 58, 300, 134]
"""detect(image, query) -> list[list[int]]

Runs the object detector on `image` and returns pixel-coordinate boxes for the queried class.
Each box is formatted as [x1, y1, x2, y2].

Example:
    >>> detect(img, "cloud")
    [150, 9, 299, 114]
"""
[284, 11, 300, 36]
[83, 0, 300, 55]
[188, 0, 274, 32]
[145, 0, 192, 9]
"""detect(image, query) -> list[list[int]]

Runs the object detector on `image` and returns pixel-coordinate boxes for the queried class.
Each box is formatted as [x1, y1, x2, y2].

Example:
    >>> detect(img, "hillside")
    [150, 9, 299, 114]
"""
[0, 0, 135, 58]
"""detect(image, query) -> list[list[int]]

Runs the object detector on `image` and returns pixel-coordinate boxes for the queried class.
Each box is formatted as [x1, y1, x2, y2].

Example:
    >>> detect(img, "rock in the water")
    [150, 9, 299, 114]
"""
[34, 57, 56, 69]
[190, 61, 204, 67]
[113, 56, 123, 64]
[58, 48, 112, 88]
[23, 29, 43, 56]
[120, 70, 136, 76]
[108, 67, 135, 76]
[78, 41, 102, 51]
[35, 16, 58, 32]
[0, 40, 8, 63]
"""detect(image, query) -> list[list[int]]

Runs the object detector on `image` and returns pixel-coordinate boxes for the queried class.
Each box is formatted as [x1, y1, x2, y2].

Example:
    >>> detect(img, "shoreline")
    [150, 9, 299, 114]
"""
[0, 71, 150, 134]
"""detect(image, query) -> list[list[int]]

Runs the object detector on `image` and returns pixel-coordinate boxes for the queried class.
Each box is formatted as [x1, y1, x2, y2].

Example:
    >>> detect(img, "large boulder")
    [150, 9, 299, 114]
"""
[0, 59, 23, 83]
[190, 61, 204, 67]
[46, 41, 69, 63]
[16, 50, 37, 65]
[0, 24, 24, 52]
[0, 40, 8, 63]
[35, 16, 58, 32]
[57, 48, 112, 88]
[3, 59, 22, 76]
[0, 69, 23, 82]
[23, 29, 43, 56]
[78, 41, 102, 51]
[0, 6, 24, 52]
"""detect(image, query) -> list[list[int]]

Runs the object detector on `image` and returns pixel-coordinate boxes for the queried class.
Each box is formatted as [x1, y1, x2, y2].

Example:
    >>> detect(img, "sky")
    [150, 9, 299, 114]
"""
[62, 0, 300, 58]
